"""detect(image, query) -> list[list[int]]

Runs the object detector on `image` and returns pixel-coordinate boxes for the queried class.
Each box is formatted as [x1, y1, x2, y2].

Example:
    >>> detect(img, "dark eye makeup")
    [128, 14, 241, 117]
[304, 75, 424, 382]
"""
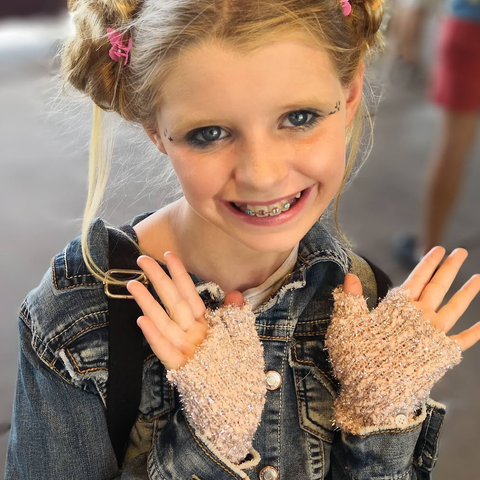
[185, 108, 324, 149]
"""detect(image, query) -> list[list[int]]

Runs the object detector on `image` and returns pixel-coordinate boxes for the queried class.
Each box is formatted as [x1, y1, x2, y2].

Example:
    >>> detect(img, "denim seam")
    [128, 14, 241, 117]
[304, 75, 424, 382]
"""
[277, 341, 288, 465]
[297, 319, 331, 325]
[294, 368, 334, 443]
[255, 324, 292, 329]
[47, 308, 108, 347]
[292, 339, 336, 389]
[184, 417, 244, 479]
[55, 321, 109, 352]
[294, 331, 328, 336]
[345, 421, 423, 439]
[320, 437, 325, 478]
[301, 249, 348, 269]
[19, 308, 32, 330]
[20, 311, 77, 389]
[52, 257, 98, 290]
[63, 248, 97, 281]
[418, 406, 432, 459]
[65, 348, 108, 373]
[259, 334, 291, 340]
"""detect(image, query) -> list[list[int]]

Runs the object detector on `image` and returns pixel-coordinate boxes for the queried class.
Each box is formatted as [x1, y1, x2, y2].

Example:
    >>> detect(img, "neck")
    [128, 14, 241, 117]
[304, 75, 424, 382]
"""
[169, 198, 296, 294]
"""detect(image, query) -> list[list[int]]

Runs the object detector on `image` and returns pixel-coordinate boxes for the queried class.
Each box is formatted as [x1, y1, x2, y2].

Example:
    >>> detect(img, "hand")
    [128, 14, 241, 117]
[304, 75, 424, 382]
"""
[126, 251, 244, 370]
[343, 247, 480, 352]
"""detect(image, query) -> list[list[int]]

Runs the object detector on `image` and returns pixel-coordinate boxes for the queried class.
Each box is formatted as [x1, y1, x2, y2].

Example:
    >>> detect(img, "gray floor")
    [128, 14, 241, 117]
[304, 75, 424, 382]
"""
[1, 15, 479, 480]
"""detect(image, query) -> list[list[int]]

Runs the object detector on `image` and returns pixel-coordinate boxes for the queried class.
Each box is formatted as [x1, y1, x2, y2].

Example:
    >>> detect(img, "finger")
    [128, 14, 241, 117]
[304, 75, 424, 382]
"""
[343, 273, 363, 297]
[224, 290, 244, 307]
[137, 316, 189, 370]
[402, 246, 446, 300]
[126, 278, 183, 336]
[419, 248, 469, 311]
[436, 274, 480, 333]
[164, 251, 207, 323]
[137, 255, 196, 331]
[128, 279, 202, 355]
[450, 320, 480, 352]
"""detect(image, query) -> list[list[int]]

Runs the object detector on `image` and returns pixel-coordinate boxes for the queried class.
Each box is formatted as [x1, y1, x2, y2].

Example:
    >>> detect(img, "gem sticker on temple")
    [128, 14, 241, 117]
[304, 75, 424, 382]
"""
[164, 128, 174, 142]
[328, 101, 341, 116]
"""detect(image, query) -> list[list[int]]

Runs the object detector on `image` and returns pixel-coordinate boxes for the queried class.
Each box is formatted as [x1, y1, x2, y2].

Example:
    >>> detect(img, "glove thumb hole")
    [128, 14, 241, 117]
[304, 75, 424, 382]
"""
[332, 280, 369, 317]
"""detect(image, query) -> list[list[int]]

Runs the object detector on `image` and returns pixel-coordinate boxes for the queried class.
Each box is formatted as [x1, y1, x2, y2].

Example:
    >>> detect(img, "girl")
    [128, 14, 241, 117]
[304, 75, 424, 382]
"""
[5, 0, 480, 479]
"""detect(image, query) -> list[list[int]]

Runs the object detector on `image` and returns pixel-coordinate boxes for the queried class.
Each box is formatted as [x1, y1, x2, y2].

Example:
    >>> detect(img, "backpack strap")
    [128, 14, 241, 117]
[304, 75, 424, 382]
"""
[348, 251, 393, 310]
[105, 225, 147, 469]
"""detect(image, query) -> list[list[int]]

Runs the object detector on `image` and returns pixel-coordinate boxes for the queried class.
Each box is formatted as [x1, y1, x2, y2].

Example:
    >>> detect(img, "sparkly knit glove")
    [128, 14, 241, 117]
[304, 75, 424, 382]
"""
[325, 285, 462, 436]
[166, 300, 266, 465]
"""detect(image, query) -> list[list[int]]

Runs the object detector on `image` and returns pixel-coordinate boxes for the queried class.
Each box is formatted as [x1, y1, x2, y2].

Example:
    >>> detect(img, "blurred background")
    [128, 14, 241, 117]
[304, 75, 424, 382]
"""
[1, 0, 479, 478]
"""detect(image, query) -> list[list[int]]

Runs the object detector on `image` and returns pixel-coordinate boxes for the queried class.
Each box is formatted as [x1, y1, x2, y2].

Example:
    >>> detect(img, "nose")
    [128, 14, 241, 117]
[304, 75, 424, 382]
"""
[234, 132, 291, 193]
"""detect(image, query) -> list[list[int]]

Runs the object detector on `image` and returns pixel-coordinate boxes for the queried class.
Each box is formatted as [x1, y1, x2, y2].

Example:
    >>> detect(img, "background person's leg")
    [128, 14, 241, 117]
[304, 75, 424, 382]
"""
[422, 110, 479, 254]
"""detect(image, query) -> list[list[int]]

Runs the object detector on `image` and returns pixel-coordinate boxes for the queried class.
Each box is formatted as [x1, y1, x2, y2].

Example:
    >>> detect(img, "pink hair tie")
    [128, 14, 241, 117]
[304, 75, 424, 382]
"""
[107, 28, 132, 66]
[339, 0, 352, 16]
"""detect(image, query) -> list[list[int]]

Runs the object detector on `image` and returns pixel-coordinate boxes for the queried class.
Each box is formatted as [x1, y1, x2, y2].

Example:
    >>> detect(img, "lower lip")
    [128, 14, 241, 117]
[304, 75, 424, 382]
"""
[221, 185, 314, 226]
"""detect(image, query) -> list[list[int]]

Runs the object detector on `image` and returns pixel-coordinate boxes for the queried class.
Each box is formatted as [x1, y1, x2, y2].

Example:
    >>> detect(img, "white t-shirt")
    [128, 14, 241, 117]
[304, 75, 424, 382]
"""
[242, 243, 300, 310]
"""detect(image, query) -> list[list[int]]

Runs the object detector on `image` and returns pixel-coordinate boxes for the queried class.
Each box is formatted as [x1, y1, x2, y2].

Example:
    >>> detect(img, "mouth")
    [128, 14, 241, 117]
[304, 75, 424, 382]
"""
[229, 190, 305, 217]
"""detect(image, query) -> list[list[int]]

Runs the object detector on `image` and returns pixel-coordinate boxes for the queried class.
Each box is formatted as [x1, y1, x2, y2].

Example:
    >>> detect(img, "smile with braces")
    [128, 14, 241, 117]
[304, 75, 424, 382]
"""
[235, 191, 302, 217]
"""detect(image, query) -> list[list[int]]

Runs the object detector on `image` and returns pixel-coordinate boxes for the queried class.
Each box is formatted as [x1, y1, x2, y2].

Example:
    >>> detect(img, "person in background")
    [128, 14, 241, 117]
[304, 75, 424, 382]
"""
[391, 0, 480, 268]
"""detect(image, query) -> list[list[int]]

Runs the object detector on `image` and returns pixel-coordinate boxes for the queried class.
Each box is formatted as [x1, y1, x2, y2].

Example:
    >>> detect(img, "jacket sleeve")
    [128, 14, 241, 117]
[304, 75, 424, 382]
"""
[328, 399, 446, 479]
[5, 307, 260, 480]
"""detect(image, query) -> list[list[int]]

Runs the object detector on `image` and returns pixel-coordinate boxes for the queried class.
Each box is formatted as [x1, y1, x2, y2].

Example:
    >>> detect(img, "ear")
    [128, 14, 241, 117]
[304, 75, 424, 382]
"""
[344, 62, 365, 128]
[143, 124, 167, 155]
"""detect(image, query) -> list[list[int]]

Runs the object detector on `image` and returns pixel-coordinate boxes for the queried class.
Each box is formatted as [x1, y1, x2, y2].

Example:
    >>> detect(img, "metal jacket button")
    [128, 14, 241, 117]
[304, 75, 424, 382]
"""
[265, 370, 282, 391]
[395, 414, 408, 427]
[259, 466, 279, 480]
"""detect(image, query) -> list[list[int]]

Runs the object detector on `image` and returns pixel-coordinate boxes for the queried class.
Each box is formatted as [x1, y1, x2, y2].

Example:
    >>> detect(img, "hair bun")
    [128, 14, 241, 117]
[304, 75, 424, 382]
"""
[61, 0, 139, 112]
[349, 0, 385, 55]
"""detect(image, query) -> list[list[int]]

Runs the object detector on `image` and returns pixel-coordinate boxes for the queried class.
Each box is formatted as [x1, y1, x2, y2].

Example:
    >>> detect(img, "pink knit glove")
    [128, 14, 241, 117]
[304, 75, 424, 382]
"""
[166, 300, 266, 464]
[325, 285, 462, 435]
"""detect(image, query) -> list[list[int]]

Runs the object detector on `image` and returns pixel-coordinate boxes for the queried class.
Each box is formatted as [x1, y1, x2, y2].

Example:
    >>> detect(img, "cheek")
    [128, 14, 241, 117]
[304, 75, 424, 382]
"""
[167, 151, 225, 200]
[298, 129, 346, 187]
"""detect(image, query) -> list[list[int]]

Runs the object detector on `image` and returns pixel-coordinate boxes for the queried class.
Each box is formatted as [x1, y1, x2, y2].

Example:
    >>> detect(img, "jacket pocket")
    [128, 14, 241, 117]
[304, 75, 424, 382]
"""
[412, 399, 447, 478]
[289, 335, 339, 479]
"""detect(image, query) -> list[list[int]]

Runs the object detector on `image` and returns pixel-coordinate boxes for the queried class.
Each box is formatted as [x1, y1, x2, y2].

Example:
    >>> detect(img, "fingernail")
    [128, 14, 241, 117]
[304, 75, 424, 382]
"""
[164, 251, 172, 259]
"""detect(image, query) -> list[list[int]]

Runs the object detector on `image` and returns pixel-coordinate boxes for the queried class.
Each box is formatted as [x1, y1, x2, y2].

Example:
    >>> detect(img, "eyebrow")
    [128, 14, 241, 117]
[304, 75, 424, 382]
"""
[168, 98, 334, 136]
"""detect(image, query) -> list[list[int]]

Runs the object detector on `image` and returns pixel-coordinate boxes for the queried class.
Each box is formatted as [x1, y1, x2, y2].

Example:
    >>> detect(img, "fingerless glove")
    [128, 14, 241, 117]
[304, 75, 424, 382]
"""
[325, 286, 462, 435]
[166, 300, 266, 464]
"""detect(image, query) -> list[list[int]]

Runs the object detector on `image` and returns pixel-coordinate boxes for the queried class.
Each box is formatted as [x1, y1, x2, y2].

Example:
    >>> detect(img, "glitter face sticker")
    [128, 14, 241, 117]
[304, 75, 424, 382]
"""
[328, 100, 341, 116]
[164, 128, 174, 142]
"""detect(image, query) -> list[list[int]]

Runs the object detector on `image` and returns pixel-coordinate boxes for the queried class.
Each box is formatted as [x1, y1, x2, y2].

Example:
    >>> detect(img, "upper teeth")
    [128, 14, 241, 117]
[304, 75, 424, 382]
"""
[234, 191, 302, 215]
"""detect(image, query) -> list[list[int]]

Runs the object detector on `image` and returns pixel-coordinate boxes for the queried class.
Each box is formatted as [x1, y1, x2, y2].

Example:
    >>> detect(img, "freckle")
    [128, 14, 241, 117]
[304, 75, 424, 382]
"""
[168, 136, 173, 142]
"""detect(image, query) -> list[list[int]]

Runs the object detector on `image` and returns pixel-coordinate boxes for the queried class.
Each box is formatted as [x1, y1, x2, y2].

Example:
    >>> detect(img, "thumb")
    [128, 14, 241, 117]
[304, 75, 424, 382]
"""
[224, 290, 245, 307]
[343, 273, 363, 297]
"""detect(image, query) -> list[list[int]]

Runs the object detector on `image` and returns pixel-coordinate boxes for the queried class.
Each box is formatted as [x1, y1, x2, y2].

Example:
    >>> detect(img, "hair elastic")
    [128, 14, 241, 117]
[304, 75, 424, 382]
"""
[107, 28, 132, 66]
[339, 0, 352, 16]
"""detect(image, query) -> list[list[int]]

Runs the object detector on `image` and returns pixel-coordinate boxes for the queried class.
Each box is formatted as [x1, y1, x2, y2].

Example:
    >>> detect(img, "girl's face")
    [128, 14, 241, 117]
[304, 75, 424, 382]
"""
[147, 34, 364, 253]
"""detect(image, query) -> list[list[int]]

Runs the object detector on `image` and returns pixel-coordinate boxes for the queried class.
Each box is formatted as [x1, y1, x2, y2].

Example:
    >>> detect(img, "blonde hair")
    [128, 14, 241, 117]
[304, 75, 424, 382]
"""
[60, 0, 385, 285]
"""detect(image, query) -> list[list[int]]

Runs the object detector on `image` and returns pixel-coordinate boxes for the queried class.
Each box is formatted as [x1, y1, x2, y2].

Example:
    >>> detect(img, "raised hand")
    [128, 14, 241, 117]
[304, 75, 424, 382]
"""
[126, 251, 244, 370]
[343, 247, 480, 352]
[325, 246, 480, 435]
[126, 252, 265, 465]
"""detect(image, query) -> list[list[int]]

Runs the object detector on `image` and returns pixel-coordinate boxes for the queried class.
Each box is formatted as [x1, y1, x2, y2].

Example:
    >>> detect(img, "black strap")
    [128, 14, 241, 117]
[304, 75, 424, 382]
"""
[106, 225, 145, 468]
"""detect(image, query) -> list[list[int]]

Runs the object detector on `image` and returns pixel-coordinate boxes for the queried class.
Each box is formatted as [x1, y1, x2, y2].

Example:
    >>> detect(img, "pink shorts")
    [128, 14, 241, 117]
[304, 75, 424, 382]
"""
[429, 16, 480, 113]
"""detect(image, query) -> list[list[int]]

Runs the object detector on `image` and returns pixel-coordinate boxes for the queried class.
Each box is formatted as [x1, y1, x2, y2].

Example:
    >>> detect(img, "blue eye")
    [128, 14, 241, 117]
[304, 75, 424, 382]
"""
[186, 109, 323, 149]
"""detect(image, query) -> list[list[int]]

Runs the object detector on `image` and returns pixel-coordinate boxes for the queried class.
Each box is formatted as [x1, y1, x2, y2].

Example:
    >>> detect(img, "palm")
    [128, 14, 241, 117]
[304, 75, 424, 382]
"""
[343, 247, 480, 352]
[126, 252, 244, 370]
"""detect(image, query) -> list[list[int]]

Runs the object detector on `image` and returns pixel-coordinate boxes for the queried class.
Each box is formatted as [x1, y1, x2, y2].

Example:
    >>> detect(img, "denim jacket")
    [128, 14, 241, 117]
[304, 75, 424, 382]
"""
[5, 210, 447, 480]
